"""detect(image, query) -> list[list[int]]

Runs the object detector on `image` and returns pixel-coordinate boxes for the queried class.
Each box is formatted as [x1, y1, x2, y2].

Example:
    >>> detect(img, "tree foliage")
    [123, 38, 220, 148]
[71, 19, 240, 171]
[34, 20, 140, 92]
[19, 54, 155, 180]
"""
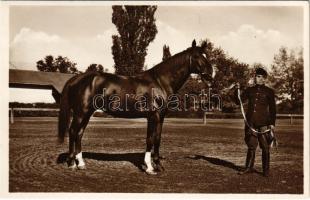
[36, 55, 79, 74]
[269, 47, 303, 113]
[198, 39, 251, 112]
[37, 55, 57, 72]
[85, 63, 107, 73]
[112, 5, 157, 76]
[162, 45, 171, 61]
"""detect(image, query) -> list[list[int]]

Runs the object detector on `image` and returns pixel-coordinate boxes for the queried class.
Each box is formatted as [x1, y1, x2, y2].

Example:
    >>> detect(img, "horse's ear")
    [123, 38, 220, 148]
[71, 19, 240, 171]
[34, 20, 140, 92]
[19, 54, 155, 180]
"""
[192, 40, 197, 47]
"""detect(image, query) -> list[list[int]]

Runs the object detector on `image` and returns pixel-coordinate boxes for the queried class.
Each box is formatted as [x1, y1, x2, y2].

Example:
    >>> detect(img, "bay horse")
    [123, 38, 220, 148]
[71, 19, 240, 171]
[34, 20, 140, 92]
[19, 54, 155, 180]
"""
[58, 40, 215, 175]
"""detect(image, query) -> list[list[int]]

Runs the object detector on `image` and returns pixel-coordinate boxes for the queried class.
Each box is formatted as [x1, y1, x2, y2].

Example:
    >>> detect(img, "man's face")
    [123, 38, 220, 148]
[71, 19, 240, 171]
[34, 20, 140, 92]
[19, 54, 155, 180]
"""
[255, 74, 266, 85]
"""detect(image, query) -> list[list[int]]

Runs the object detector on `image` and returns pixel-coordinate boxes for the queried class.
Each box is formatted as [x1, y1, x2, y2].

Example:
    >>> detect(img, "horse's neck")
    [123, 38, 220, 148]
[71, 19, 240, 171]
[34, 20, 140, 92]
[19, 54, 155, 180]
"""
[150, 53, 191, 94]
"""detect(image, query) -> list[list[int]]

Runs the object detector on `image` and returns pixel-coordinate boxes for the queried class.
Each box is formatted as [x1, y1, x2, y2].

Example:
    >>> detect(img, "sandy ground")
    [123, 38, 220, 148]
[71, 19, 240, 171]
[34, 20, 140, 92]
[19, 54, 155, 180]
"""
[9, 117, 303, 193]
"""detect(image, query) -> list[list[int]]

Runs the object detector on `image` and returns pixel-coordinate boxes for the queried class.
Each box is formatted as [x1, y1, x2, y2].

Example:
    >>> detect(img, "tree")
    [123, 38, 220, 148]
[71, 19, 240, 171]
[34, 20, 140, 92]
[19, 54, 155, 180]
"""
[55, 56, 78, 74]
[36, 55, 57, 72]
[269, 47, 303, 113]
[112, 5, 157, 76]
[36, 55, 79, 74]
[162, 45, 171, 61]
[85, 64, 105, 73]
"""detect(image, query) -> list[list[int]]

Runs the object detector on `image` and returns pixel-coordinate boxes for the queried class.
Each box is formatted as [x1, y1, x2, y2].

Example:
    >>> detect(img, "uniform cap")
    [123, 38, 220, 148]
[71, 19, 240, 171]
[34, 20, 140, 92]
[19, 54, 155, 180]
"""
[255, 67, 267, 77]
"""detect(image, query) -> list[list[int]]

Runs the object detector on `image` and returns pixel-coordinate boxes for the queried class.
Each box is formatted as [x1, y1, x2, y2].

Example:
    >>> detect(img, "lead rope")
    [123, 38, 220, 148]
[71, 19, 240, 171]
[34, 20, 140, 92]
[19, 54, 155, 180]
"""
[237, 88, 270, 134]
[237, 88, 278, 148]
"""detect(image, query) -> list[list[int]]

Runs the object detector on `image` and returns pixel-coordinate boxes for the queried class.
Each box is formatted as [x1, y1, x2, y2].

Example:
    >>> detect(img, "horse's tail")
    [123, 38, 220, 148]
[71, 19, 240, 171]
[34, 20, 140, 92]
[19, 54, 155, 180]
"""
[58, 83, 71, 144]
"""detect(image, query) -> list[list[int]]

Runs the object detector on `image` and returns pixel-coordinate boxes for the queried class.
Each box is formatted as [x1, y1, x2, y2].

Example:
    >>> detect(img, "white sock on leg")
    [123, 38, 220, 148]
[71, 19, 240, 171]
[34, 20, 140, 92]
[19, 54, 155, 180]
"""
[76, 152, 85, 167]
[144, 152, 154, 172]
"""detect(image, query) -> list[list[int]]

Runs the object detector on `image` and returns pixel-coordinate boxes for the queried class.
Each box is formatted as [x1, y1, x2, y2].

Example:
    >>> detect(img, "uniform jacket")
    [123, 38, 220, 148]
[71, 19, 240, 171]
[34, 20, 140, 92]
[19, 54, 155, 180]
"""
[235, 84, 276, 127]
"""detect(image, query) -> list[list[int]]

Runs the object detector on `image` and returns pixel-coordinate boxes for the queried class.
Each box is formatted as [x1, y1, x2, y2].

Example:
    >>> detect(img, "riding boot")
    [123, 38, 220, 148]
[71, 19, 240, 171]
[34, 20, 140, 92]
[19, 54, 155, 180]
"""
[238, 149, 255, 175]
[262, 150, 270, 177]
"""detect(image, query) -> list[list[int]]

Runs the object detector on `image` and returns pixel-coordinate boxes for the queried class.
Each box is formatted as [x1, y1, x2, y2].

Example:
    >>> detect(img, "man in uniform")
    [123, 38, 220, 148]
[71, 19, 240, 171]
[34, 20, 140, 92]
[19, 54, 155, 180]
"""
[235, 67, 276, 177]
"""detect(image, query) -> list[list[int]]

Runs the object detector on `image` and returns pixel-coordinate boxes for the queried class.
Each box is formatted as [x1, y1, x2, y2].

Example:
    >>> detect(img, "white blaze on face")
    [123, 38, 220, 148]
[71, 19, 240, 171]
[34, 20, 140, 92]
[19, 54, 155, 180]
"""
[202, 53, 207, 59]
[144, 152, 154, 172]
[212, 65, 217, 78]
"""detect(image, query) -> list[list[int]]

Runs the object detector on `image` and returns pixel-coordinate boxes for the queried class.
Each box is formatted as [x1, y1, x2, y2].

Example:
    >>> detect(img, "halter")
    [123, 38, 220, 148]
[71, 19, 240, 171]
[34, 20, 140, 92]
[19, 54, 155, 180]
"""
[189, 55, 212, 81]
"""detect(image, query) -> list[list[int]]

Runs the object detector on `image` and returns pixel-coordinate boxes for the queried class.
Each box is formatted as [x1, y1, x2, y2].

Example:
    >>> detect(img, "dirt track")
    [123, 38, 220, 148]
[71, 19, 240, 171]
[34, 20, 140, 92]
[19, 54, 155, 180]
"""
[9, 117, 303, 193]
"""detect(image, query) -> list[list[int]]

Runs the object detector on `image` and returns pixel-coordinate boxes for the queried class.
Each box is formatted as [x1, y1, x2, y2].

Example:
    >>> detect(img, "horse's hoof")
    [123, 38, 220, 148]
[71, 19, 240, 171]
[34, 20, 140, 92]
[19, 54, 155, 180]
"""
[68, 165, 77, 170]
[145, 169, 157, 175]
[68, 162, 77, 170]
[153, 160, 165, 172]
[155, 165, 165, 172]
[77, 165, 86, 170]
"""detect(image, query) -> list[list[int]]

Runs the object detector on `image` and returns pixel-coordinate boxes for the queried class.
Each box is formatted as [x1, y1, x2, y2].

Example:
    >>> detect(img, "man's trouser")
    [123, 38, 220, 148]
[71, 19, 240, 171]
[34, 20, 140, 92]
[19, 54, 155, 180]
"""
[243, 125, 270, 176]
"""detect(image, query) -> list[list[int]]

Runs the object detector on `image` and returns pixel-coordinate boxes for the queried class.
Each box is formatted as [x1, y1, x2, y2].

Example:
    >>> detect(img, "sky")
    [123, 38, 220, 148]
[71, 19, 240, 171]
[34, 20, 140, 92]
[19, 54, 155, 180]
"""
[8, 5, 305, 103]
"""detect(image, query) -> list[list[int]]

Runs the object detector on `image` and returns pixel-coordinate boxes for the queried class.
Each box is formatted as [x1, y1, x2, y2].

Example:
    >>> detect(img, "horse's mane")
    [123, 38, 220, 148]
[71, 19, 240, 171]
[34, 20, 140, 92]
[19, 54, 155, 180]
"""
[147, 47, 191, 74]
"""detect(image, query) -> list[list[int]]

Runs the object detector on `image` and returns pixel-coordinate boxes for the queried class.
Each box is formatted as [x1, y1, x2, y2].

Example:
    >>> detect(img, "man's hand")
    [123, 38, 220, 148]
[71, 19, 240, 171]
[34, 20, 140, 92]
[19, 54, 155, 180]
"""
[236, 82, 240, 89]
[270, 125, 275, 131]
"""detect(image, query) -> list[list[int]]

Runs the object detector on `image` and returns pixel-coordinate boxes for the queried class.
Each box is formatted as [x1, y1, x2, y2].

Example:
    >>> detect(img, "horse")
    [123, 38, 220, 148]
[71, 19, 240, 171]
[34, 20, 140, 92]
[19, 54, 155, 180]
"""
[58, 40, 216, 175]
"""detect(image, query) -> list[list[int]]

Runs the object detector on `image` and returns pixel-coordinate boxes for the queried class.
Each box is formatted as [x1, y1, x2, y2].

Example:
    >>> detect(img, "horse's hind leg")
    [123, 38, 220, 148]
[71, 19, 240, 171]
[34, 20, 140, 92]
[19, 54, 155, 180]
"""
[75, 112, 92, 170]
[67, 117, 79, 169]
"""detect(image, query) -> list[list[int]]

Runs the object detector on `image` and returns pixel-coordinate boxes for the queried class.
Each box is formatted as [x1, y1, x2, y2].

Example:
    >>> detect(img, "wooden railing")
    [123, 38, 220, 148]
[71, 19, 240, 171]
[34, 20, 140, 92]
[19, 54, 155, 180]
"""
[8, 108, 304, 125]
[203, 112, 303, 125]
[9, 108, 59, 124]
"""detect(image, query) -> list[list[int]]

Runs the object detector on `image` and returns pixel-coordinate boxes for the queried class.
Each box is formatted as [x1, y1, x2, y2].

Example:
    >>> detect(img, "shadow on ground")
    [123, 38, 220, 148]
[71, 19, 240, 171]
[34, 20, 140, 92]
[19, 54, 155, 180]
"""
[57, 152, 145, 171]
[187, 155, 243, 172]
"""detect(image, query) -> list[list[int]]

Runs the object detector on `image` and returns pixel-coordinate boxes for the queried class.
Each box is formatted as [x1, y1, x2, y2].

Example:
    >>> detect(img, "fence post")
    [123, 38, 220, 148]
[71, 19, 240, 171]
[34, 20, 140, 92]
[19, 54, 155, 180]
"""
[203, 112, 207, 125]
[10, 108, 14, 124]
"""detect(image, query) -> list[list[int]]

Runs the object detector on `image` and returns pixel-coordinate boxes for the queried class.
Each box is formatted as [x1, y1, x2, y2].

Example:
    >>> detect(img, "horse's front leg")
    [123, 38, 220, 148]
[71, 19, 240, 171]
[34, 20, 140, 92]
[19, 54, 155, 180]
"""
[153, 116, 165, 172]
[144, 113, 159, 175]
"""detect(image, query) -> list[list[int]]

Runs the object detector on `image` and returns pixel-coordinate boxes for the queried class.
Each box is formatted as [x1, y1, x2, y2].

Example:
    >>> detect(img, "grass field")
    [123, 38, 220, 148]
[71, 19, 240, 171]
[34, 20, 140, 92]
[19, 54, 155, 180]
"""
[9, 117, 303, 193]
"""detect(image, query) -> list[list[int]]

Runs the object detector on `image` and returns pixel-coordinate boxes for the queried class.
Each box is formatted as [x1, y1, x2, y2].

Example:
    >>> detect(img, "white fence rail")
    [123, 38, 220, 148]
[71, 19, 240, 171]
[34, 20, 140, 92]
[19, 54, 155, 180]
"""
[203, 112, 303, 125]
[9, 108, 303, 125]
[9, 108, 59, 124]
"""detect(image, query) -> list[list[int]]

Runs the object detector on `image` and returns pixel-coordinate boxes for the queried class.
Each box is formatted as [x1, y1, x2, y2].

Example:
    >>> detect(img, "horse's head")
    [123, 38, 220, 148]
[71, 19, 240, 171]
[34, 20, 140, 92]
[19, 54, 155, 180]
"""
[189, 40, 216, 84]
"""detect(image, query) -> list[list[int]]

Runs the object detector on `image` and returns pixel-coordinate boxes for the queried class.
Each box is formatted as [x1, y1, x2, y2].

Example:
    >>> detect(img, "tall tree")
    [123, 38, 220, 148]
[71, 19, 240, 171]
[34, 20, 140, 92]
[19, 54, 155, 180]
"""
[162, 45, 171, 61]
[269, 47, 303, 113]
[112, 5, 157, 76]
